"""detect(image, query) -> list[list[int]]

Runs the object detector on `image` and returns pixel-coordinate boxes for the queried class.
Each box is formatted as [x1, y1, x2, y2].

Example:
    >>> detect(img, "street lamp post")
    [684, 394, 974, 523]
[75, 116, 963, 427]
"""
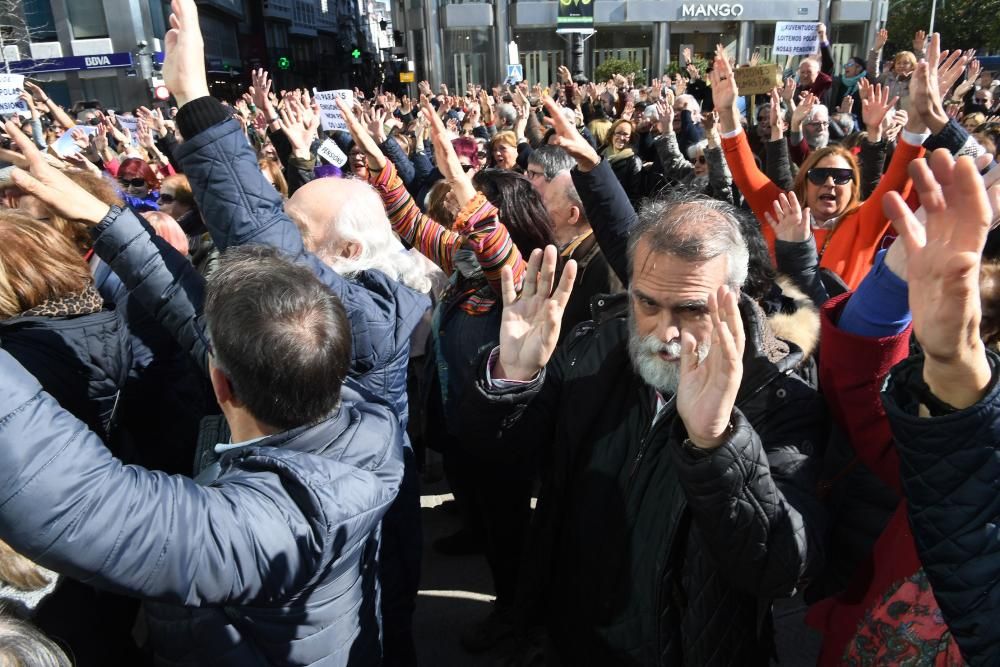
[929, 0, 937, 35]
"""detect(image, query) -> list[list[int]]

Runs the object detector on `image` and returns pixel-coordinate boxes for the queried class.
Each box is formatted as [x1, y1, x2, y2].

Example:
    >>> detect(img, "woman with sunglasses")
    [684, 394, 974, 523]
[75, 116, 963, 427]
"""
[116, 157, 160, 212]
[711, 47, 925, 290]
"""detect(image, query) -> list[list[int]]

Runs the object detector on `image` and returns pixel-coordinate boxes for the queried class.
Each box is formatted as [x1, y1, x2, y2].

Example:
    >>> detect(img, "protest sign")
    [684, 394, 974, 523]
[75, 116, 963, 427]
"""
[0, 74, 25, 117]
[734, 64, 783, 96]
[316, 137, 347, 168]
[773, 22, 820, 57]
[51, 125, 97, 157]
[313, 89, 354, 132]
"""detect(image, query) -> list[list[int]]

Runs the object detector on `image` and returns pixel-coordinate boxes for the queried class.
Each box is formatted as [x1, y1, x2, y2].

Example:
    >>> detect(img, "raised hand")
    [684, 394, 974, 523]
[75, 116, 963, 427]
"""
[913, 29, 927, 54]
[5, 121, 111, 224]
[682, 46, 693, 65]
[278, 97, 315, 157]
[780, 77, 797, 105]
[791, 92, 818, 132]
[875, 28, 889, 52]
[657, 100, 675, 135]
[910, 33, 947, 133]
[366, 106, 388, 143]
[162, 0, 209, 109]
[749, 49, 761, 67]
[838, 94, 854, 115]
[420, 98, 476, 206]
[883, 149, 993, 409]
[676, 286, 746, 449]
[557, 65, 572, 84]
[862, 82, 898, 139]
[136, 120, 155, 148]
[764, 192, 811, 242]
[710, 44, 740, 132]
[769, 88, 786, 141]
[817, 22, 828, 44]
[251, 68, 275, 118]
[937, 48, 969, 98]
[137, 106, 166, 136]
[495, 246, 577, 381]
[334, 97, 386, 171]
[541, 96, 600, 171]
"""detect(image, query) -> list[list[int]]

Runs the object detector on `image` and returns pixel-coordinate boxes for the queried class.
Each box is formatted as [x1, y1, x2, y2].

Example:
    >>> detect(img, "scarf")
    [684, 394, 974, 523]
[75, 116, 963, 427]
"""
[604, 146, 636, 164]
[18, 285, 104, 318]
[841, 71, 865, 97]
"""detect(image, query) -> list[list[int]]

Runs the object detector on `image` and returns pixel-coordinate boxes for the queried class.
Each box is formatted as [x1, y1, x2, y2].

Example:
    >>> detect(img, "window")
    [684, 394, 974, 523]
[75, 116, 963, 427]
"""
[66, 0, 109, 39]
[200, 13, 240, 61]
[148, 0, 171, 39]
[22, 0, 57, 42]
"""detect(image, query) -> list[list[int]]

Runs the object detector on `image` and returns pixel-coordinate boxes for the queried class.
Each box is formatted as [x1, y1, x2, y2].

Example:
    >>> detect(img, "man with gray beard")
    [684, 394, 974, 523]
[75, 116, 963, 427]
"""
[457, 186, 828, 665]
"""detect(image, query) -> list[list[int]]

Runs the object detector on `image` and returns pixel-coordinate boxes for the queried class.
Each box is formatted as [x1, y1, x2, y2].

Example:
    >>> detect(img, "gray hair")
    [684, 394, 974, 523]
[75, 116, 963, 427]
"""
[528, 144, 576, 180]
[318, 180, 432, 294]
[0, 617, 72, 667]
[496, 103, 518, 128]
[685, 140, 708, 161]
[805, 104, 829, 123]
[627, 190, 750, 290]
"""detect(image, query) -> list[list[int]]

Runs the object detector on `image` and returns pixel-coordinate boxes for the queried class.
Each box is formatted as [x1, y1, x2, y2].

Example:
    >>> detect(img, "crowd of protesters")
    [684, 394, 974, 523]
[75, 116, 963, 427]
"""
[0, 1, 998, 666]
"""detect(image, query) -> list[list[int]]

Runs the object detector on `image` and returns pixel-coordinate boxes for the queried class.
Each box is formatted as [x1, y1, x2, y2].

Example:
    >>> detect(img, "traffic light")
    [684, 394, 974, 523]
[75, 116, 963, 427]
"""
[277, 56, 291, 70]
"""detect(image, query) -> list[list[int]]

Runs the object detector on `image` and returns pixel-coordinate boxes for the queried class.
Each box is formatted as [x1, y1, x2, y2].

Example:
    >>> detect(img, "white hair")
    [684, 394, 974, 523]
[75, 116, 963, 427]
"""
[805, 104, 829, 123]
[675, 94, 701, 114]
[319, 180, 432, 294]
[686, 140, 708, 161]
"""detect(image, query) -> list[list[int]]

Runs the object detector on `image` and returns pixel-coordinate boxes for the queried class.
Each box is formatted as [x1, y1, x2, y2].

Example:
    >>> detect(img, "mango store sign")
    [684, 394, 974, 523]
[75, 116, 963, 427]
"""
[680, 3, 745, 18]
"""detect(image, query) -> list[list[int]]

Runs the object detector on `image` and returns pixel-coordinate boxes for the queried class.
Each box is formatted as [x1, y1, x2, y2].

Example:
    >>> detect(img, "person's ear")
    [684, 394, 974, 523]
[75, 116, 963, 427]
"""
[569, 205, 581, 227]
[209, 363, 244, 409]
[340, 239, 362, 260]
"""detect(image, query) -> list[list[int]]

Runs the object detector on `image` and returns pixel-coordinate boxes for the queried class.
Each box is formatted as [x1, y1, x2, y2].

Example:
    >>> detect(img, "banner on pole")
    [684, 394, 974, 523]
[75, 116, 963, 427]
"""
[557, 0, 594, 28]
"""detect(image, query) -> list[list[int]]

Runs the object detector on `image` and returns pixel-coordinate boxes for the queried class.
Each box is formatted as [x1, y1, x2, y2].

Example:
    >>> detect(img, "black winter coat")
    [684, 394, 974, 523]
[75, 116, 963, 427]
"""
[0, 308, 130, 443]
[457, 295, 828, 665]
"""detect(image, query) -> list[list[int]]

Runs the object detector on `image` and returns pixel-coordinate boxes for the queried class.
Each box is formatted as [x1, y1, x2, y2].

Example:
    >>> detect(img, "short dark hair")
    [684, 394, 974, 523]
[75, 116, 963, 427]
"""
[205, 246, 352, 430]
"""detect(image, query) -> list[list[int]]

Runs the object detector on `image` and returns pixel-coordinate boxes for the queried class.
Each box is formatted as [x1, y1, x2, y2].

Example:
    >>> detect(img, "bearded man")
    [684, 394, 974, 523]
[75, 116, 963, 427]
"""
[457, 190, 828, 665]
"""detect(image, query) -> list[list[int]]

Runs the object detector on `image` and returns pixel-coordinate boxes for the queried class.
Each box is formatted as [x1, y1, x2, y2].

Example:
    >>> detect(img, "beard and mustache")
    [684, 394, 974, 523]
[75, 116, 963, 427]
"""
[626, 309, 710, 396]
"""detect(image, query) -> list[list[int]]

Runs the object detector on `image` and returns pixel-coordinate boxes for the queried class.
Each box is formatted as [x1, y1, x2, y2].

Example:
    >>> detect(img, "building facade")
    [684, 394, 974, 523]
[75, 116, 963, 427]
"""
[2, 0, 379, 113]
[393, 0, 888, 91]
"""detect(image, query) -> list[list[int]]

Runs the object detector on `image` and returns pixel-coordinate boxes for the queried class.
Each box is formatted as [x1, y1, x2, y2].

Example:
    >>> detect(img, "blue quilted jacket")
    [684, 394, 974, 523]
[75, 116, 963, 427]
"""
[173, 114, 430, 429]
[884, 352, 1000, 666]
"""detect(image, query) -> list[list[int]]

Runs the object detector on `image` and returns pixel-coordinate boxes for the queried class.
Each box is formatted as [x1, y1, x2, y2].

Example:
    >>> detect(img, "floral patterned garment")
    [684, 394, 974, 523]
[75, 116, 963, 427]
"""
[842, 568, 965, 666]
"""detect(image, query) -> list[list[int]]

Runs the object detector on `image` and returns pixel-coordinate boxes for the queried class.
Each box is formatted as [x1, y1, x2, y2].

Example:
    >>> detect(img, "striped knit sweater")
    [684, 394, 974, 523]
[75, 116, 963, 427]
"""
[369, 160, 526, 314]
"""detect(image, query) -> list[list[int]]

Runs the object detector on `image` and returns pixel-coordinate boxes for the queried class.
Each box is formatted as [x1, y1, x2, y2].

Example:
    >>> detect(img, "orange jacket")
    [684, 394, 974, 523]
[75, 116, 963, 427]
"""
[722, 131, 924, 290]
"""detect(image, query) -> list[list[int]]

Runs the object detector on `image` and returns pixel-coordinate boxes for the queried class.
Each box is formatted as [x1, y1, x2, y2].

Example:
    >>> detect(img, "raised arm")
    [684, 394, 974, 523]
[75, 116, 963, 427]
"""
[544, 96, 635, 284]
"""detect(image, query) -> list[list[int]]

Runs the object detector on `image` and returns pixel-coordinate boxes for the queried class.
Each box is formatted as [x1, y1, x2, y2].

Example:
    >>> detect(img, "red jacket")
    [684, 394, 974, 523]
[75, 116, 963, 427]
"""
[807, 293, 961, 665]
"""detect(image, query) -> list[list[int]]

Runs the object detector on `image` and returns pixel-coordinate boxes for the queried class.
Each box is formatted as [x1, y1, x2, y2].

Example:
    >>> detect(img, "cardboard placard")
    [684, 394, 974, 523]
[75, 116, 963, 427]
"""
[773, 22, 820, 57]
[734, 64, 783, 96]
[399, 71, 415, 83]
[313, 89, 354, 132]
[316, 138, 347, 168]
[0, 74, 25, 116]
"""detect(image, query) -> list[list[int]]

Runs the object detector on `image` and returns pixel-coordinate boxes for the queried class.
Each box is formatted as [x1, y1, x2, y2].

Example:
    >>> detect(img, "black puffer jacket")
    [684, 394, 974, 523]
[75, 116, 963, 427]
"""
[0, 306, 130, 443]
[884, 352, 1000, 666]
[457, 295, 828, 665]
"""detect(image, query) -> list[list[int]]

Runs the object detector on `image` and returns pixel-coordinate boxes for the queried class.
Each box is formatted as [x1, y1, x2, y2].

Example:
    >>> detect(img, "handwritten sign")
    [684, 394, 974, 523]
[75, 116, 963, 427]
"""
[313, 89, 354, 132]
[734, 64, 783, 96]
[0, 74, 25, 116]
[773, 22, 820, 57]
[316, 138, 347, 168]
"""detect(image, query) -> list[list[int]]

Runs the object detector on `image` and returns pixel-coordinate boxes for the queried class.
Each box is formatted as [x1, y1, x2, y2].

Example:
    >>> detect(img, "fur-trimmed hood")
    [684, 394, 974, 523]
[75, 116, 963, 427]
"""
[767, 276, 821, 359]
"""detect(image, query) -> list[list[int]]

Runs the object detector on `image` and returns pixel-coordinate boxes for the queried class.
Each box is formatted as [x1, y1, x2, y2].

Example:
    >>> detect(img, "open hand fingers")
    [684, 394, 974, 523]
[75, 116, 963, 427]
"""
[883, 190, 927, 260]
[521, 248, 543, 300]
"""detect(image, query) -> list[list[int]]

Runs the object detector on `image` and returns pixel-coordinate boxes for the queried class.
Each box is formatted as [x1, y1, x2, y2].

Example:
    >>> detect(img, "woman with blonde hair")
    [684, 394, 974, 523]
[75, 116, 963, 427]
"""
[259, 157, 289, 198]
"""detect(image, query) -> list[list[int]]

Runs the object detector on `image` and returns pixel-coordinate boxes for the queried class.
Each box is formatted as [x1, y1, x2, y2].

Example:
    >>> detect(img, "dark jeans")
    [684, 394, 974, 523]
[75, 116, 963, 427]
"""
[380, 445, 422, 667]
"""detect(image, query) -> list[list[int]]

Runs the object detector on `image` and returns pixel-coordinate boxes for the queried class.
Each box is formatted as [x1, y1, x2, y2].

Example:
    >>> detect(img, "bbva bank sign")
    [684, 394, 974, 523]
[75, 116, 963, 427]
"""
[84, 56, 114, 67]
[681, 3, 745, 17]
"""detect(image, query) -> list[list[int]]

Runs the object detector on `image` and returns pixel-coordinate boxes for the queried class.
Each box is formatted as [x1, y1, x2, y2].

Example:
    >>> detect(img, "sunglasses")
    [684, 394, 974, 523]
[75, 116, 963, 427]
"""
[157, 193, 175, 203]
[477, 151, 488, 159]
[693, 155, 707, 164]
[460, 163, 474, 172]
[807, 167, 853, 185]
[119, 178, 147, 188]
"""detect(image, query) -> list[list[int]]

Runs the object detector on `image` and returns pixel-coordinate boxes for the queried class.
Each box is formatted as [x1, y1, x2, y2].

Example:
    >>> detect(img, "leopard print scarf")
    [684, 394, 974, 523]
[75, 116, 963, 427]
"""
[19, 285, 104, 318]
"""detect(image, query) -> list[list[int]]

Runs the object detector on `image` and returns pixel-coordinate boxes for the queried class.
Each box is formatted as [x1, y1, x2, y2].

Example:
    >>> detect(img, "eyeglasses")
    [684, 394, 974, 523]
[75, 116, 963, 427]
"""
[613, 131, 631, 138]
[526, 169, 547, 179]
[477, 151, 488, 159]
[806, 167, 853, 185]
[119, 178, 147, 188]
[806, 120, 830, 129]
[157, 193, 175, 204]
